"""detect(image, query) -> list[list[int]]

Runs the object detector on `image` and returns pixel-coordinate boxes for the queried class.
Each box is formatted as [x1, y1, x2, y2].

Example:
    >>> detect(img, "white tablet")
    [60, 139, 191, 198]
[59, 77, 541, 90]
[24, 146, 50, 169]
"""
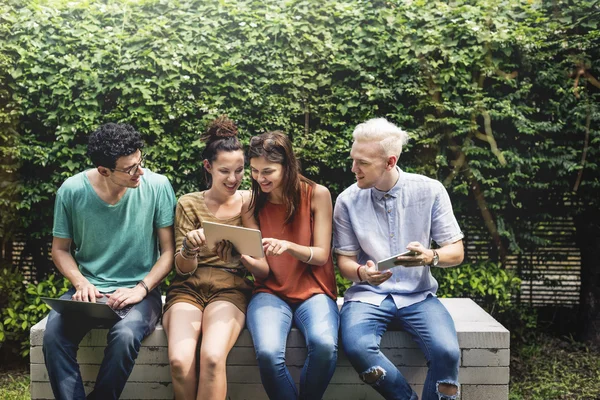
[377, 250, 418, 271]
[202, 221, 264, 258]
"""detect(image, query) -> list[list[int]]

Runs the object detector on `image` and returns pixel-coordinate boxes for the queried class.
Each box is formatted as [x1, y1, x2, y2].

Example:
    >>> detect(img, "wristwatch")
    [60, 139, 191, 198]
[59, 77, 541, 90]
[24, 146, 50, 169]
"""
[430, 250, 439, 267]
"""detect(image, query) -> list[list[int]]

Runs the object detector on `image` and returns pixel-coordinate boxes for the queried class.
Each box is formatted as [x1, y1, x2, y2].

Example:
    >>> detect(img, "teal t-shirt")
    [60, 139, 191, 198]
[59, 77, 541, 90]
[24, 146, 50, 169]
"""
[52, 169, 176, 292]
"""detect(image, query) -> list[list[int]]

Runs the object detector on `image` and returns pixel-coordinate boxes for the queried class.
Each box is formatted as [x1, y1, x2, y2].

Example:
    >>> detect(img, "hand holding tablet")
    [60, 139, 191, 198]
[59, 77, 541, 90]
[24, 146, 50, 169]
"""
[203, 221, 265, 258]
[360, 260, 393, 286]
[377, 250, 420, 271]
[214, 239, 241, 263]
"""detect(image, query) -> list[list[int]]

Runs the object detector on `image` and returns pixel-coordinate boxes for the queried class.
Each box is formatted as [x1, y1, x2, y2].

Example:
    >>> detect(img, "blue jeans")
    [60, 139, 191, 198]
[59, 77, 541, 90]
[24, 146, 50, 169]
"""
[42, 287, 162, 400]
[246, 292, 340, 400]
[340, 295, 460, 400]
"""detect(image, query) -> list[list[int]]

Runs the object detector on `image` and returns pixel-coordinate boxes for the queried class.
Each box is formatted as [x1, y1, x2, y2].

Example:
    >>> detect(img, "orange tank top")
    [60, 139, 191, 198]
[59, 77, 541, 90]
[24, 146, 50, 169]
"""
[254, 183, 337, 303]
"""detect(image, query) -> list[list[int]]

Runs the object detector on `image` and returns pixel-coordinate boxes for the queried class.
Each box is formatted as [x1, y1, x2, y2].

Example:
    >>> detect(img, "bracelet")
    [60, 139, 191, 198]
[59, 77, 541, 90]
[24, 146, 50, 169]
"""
[356, 265, 364, 282]
[306, 247, 314, 264]
[137, 280, 149, 296]
[180, 245, 199, 259]
[174, 253, 198, 277]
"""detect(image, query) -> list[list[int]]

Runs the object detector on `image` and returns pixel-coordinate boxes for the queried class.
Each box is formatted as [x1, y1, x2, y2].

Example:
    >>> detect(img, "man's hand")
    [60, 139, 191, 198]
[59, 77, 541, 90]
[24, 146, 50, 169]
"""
[262, 238, 291, 257]
[215, 240, 241, 263]
[359, 260, 392, 286]
[72, 282, 103, 303]
[395, 241, 435, 267]
[106, 285, 146, 309]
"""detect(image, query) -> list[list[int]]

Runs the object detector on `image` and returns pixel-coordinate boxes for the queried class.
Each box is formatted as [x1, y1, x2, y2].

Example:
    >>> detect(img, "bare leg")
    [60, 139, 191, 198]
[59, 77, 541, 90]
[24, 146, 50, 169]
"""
[197, 301, 245, 400]
[163, 303, 203, 400]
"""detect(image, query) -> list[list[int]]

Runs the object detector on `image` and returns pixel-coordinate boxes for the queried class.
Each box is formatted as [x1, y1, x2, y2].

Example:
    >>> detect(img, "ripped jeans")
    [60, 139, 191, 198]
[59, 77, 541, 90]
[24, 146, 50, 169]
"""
[340, 295, 460, 400]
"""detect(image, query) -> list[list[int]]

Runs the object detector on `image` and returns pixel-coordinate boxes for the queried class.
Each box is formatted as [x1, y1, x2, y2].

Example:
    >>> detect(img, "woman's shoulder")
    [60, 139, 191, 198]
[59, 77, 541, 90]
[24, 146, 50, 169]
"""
[239, 190, 252, 210]
[238, 189, 251, 201]
[306, 183, 332, 214]
[176, 192, 208, 213]
[311, 183, 332, 201]
[312, 182, 330, 194]
[178, 191, 205, 204]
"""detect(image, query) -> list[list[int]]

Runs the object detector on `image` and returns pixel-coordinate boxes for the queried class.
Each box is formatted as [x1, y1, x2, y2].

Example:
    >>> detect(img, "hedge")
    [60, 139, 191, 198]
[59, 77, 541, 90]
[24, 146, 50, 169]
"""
[0, 0, 598, 267]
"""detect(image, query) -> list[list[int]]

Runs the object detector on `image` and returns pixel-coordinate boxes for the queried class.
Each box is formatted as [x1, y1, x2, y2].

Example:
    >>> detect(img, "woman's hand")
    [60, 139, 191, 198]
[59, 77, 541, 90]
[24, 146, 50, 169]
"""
[214, 240, 241, 263]
[262, 238, 291, 257]
[184, 228, 206, 249]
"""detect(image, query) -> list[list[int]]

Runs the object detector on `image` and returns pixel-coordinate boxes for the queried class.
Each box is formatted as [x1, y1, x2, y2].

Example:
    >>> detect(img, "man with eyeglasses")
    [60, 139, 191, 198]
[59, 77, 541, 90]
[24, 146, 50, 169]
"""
[43, 123, 177, 400]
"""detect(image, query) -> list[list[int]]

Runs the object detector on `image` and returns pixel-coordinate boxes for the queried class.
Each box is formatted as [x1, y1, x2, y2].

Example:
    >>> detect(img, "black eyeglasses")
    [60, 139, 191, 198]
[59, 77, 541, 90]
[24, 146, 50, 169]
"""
[111, 155, 145, 176]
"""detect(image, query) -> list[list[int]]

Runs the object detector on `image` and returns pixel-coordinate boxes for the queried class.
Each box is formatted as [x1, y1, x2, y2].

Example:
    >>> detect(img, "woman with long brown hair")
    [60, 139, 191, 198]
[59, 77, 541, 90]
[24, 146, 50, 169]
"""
[243, 131, 338, 400]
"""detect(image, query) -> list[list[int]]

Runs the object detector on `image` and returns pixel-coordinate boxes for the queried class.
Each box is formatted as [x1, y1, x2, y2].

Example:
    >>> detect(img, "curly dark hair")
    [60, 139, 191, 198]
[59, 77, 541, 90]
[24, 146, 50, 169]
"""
[87, 123, 144, 169]
[201, 115, 243, 188]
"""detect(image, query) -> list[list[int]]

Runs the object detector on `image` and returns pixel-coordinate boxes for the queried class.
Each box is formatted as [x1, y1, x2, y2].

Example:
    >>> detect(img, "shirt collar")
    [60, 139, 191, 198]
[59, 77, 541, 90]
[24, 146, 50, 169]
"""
[371, 166, 403, 201]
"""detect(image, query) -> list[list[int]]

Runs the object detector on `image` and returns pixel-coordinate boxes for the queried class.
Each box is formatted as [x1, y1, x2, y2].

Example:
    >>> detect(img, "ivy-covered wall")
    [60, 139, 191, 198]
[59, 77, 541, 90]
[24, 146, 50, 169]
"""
[0, 0, 598, 260]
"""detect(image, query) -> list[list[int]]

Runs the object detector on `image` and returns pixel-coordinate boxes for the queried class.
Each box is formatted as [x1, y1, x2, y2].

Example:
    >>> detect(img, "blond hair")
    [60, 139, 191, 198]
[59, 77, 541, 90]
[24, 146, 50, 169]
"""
[352, 118, 410, 158]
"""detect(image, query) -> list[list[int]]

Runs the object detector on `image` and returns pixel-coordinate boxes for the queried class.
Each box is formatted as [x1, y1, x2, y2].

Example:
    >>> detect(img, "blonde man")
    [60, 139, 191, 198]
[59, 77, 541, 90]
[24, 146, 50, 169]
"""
[334, 118, 464, 400]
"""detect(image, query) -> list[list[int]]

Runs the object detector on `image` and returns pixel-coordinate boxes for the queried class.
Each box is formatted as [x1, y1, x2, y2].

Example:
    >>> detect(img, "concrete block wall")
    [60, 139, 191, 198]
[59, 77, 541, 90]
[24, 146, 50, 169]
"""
[30, 298, 509, 399]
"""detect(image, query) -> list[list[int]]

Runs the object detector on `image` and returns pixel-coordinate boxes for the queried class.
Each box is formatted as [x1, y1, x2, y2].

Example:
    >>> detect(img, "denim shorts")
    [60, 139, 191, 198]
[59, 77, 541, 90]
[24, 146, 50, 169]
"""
[164, 266, 253, 314]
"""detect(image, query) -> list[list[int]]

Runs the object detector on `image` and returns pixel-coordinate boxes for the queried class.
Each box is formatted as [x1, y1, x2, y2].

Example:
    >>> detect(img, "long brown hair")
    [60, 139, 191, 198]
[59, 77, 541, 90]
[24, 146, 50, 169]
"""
[247, 131, 315, 224]
[200, 115, 242, 188]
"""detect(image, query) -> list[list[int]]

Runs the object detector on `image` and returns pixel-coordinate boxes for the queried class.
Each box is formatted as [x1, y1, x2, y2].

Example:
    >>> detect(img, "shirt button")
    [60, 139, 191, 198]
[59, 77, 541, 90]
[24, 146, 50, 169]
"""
[390, 234, 394, 238]
[387, 209, 391, 213]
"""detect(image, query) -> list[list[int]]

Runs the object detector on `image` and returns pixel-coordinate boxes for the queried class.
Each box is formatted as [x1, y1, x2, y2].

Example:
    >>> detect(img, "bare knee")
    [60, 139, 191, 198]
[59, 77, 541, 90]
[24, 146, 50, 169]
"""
[200, 349, 227, 372]
[436, 381, 459, 399]
[169, 353, 195, 379]
[359, 366, 387, 386]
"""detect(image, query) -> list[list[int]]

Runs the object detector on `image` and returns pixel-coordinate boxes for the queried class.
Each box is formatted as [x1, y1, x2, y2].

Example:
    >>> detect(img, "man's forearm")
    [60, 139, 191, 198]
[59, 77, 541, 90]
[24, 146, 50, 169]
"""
[52, 248, 90, 289]
[140, 249, 175, 291]
[436, 241, 464, 268]
[337, 254, 362, 282]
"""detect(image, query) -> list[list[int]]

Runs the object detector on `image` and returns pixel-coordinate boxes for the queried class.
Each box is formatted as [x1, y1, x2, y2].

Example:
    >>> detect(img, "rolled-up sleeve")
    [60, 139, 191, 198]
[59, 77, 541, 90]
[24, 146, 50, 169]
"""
[430, 182, 464, 246]
[333, 196, 361, 256]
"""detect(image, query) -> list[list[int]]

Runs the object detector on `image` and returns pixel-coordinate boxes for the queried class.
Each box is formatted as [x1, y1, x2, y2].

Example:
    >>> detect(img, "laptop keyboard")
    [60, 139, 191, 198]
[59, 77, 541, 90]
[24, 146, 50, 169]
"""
[114, 305, 133, 318]
[96, 297, 134, 318]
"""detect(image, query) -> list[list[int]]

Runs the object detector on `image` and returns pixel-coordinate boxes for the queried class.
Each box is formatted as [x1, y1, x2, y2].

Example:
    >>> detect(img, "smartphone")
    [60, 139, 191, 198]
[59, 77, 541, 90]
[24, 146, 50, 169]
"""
[377, 250, 419, 271]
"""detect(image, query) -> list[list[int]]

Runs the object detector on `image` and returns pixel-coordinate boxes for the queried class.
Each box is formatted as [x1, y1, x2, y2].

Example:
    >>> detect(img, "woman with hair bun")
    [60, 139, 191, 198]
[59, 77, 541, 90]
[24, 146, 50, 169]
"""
[163, 116, 268, 400]
[244, 131, 338, 400]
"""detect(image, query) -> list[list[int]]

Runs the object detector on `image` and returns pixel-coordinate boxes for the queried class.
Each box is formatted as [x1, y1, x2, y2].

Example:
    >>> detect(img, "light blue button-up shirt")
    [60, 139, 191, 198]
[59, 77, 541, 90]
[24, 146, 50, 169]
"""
[333, 167, 464, 309]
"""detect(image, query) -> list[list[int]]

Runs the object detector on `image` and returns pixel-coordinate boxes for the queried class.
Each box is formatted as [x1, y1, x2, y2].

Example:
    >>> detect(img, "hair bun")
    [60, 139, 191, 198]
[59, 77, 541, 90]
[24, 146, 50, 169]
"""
[205, 115, 238, 139]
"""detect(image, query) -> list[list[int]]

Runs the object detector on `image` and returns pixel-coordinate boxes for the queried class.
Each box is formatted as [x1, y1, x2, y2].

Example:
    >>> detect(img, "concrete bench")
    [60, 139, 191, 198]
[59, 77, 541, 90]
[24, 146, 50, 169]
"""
[30, 298, 509, 399]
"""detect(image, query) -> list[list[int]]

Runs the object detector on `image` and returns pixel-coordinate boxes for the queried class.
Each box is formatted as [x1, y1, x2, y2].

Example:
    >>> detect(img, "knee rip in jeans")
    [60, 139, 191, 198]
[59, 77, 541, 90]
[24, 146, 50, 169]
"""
[359, 366, 386, 386]
[436, 381, 460, 400]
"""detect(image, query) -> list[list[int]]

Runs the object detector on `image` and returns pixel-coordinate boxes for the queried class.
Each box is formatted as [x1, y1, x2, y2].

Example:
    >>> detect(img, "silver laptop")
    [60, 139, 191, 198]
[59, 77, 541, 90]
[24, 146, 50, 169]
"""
[41, 297, 133, 320]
